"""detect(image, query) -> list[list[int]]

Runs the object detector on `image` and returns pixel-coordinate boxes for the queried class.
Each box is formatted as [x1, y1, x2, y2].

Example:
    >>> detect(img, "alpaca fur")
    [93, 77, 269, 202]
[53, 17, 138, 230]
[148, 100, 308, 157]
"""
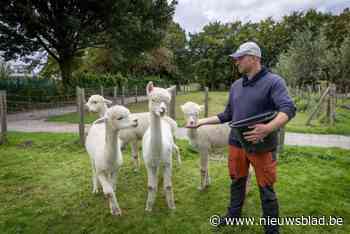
[86, 94, 181, 170]
[181, 101, 253, 192]
[142, 82, 176, 211]
[85, 105, 138, 215]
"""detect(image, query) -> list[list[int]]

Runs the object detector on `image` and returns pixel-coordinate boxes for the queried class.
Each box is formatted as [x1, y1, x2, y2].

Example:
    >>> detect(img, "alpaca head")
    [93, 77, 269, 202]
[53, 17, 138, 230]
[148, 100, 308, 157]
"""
[93, 105, 138, 131]
[86, 95, 112, 113]
[180, 102, 204, 126]
[146, 81, 171, 117]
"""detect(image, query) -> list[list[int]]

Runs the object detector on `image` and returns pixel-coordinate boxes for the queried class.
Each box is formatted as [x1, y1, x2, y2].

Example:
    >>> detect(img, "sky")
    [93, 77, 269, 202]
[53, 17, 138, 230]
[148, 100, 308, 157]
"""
[173, 0, 349, 33]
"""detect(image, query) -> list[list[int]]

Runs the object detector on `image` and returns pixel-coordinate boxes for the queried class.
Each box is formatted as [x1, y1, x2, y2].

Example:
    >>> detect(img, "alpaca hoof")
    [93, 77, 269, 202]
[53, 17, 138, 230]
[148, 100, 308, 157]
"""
[145, 206, 153, 212]
[168, 204, 176, 210]
[92, 188, 100, 194]
[111, 207, 122, 216]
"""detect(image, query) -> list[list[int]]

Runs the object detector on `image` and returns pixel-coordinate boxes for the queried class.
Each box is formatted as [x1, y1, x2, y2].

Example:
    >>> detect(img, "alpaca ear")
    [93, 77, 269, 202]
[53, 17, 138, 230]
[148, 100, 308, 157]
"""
[167, 86, 176, 94]
[199, 105, 205, 112]
[93, 117, 106, 125]
[104, 98, 113, 106]
[146, 81, 154, 96]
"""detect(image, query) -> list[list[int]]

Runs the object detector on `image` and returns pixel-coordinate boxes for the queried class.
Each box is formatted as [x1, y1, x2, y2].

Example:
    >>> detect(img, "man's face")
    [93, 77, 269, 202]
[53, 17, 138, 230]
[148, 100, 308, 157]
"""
[233, 55, 255, 74]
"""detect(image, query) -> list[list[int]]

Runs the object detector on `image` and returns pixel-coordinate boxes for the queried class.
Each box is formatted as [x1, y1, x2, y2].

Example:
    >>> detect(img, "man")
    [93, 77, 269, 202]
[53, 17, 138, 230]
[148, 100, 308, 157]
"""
[187, 41, 296, 234]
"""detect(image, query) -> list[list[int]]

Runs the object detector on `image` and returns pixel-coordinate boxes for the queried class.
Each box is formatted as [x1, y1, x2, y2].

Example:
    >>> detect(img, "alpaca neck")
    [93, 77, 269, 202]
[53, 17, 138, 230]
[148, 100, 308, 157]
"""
[105, 123, 120, 164]
[187, 128, 199, 147]
[99, 105, 108, 118]
[150, 112, 162, 157]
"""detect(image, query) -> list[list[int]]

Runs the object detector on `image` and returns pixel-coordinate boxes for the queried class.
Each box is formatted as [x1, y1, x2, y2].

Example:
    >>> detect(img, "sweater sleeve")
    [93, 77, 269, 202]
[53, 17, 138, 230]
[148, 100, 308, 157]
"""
[217, 86, 233, 123]
[271, 77, 296, 120]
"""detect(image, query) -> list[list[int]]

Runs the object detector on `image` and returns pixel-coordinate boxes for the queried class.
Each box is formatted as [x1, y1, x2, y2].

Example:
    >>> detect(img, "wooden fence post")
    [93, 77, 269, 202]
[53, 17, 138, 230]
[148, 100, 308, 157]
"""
[113, 86, 118, 104]
[100, 86, 104, 96]
[306, 86, 330, 126]
[135, 86, 138, 103]
[204, 87, 209, 117]
[329, 83, 336, 126]
[277, 127, 285, 153]
[0, 91, 7, 145]
[76, 87, 85, 145]
[121, 86, 125, 106]
[169, 86, 176, 120]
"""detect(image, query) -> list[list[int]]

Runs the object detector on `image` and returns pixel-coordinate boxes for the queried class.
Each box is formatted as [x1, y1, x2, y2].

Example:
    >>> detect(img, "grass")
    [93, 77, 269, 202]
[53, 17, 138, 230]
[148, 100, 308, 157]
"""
[47, 91, 350, 135]
[0, 132, 349, 234]
[286, 99, 350, 135]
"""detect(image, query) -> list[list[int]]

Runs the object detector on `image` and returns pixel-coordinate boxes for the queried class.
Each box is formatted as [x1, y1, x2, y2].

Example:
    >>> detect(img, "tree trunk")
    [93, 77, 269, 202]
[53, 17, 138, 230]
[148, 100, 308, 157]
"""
[58, 56, 74, 88]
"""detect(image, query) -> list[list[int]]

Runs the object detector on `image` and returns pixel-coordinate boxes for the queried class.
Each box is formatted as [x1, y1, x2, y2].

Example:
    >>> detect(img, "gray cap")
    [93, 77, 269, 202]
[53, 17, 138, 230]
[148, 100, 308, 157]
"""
[229, 41, 261, 59]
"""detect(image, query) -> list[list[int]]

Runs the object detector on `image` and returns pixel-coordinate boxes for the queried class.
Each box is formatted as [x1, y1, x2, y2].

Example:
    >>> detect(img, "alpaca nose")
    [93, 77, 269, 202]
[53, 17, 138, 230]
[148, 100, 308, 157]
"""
[190, 120, 194, 125]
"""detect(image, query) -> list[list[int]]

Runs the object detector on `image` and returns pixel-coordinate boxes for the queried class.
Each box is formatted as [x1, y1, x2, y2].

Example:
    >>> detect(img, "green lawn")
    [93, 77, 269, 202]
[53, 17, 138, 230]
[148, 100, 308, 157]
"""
[0, 132, 349, 234]
[47, 91, 350, 135]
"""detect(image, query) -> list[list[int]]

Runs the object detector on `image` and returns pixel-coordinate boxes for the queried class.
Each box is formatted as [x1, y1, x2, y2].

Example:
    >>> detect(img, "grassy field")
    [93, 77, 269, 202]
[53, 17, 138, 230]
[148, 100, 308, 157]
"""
[47, 91, 350, 135]
[0, 132, 349, 234]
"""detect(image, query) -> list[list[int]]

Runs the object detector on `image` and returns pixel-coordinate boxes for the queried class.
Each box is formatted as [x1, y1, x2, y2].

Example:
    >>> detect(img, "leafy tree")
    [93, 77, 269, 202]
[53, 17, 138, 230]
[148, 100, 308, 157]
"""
[0, 0, 114, 86]
[108, 0, 176, 75]
[0, 0, 176, 87]
[273, 29, 327, 87]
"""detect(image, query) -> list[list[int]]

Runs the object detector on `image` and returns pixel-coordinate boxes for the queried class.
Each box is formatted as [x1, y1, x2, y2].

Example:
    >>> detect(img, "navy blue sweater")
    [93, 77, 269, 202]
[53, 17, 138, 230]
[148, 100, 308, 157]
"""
[217, 67, 296, 146]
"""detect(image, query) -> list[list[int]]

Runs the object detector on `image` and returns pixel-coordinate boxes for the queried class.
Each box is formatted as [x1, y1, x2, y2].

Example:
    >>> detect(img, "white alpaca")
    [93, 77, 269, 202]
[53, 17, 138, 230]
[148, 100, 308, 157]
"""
[86, 95, 181, 170]
[85, 105, 138, 215]
[142, 82, 176, 211]
[181, 101, 253, 191]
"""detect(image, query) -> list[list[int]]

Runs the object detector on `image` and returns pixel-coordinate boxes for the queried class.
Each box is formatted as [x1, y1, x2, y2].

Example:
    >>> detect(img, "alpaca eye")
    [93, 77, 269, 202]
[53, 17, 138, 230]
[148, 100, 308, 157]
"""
[117, 117, 123, 120]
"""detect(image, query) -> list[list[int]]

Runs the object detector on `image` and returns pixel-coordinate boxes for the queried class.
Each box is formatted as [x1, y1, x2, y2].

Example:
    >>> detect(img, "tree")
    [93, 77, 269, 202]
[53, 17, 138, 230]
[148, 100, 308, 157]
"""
[273, 29, 327, 87]
[0, 0, 176, 87]
[0, 0, 114, 86]
[108, 0, 177, 75]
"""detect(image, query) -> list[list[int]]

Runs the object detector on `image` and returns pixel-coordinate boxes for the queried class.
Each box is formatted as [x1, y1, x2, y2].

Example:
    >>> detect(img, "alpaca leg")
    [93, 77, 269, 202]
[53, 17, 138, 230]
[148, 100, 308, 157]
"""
[111, 169, 118, 191]
[163, 163, 176, 209]
[198, 149, 210, 191]
[131, 141, 140, 171]
[145, 165, 159, 212]
[245, 165, 254, 195]
[98, 173, 121, 215]
[90, 157, 100, 194]
[173, 144, 182, 165]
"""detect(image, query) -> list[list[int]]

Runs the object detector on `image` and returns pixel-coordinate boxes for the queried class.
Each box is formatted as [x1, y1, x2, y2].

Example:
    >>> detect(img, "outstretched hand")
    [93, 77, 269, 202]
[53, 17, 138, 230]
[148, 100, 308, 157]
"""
[185, 122, 200, 129]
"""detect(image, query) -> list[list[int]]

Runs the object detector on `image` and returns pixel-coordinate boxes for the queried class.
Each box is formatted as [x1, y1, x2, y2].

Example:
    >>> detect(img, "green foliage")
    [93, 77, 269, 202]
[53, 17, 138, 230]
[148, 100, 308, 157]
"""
[274, 29, 327, 87]
[0, 0, 176, 87]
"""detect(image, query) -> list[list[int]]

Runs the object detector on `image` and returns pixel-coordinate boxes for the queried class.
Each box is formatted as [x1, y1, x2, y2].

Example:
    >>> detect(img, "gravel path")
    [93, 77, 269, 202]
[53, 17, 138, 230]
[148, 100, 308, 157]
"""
[7, 120, 350, 150]
[5, 95, 350, 150]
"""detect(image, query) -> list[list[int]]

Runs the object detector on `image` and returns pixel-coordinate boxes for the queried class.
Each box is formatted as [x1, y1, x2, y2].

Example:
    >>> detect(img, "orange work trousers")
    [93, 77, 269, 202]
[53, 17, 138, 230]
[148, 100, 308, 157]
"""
[228, 145, 277, 187]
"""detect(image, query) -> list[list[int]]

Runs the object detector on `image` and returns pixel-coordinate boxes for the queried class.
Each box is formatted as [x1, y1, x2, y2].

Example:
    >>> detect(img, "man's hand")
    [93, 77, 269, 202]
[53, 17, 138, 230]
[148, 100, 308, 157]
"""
[243, 124, 273, 144]
[185, 116, 221, 129]
[185, 122, 200, 128]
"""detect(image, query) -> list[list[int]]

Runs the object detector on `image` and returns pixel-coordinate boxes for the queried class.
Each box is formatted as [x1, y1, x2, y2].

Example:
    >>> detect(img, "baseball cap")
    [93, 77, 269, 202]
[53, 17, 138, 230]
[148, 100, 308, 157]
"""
[229, 41, 261, 59]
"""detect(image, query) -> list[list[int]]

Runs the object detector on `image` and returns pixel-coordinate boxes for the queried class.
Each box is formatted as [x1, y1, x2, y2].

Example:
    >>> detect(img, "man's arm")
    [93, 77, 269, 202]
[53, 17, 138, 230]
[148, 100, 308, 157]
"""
[244, 77, 295, 143]
[265, 112, 289, 131]
[187, 86, 233, 128]
[243, 112, 288, 143]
